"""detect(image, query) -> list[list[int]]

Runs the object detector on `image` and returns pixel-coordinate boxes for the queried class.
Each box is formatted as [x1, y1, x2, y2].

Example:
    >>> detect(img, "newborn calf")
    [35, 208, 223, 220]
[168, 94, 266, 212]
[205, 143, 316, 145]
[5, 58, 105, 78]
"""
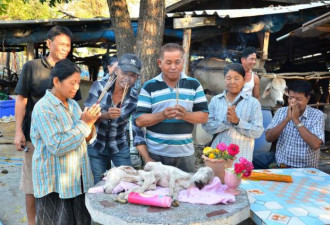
[103, 166, 142, 194]
[104, 162, 214, 206]
[143, 162, 214, 206]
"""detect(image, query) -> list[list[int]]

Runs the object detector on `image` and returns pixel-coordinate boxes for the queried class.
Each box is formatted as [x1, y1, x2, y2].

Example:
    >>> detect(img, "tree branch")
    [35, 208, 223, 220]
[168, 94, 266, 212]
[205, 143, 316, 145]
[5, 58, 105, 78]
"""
[57, 8, 77, 18]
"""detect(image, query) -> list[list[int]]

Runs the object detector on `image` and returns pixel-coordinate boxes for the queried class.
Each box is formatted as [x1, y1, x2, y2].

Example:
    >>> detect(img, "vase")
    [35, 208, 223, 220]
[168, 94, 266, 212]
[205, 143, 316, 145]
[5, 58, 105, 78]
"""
[224, 168, 241, 195]
[202, 155, 234, 184]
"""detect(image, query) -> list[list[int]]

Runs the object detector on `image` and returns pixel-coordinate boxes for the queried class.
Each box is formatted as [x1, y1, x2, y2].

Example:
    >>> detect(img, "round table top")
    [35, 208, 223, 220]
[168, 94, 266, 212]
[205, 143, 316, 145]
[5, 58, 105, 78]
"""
[86, 181, 250, 225]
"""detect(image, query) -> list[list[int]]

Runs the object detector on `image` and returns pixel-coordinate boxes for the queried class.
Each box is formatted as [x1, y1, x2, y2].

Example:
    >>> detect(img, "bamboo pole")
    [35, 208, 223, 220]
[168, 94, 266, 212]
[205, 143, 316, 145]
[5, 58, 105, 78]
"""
[182, 15, 192, 76]
[259, 31, 270, 70]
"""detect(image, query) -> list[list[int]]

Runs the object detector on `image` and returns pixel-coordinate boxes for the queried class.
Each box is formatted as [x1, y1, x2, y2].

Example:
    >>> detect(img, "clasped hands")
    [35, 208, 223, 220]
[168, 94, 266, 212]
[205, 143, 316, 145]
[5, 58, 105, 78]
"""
[286, 101, 300, 123]
[227, 106, 239, 125]
[81, 104, 101, 127]
[163, 105, 186, 120]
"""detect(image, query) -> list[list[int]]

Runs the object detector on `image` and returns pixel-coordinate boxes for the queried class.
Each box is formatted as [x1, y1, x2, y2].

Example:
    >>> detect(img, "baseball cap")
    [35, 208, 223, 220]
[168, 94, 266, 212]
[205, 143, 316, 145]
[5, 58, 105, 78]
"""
[118, 53, 142, 74]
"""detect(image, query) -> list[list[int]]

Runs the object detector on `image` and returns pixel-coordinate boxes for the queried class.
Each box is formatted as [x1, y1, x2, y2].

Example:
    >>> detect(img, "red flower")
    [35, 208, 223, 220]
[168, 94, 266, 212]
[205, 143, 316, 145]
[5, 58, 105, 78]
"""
[243, 171, 251, 178]
[234, 163, 244, 174]
[227, 144, 239, 156]
[234, 157, 254, 178]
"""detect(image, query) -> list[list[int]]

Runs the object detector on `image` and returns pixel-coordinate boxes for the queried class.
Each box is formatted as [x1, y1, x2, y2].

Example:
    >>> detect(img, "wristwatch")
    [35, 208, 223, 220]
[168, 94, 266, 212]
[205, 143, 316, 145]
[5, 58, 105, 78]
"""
[295, 122, 304, 129]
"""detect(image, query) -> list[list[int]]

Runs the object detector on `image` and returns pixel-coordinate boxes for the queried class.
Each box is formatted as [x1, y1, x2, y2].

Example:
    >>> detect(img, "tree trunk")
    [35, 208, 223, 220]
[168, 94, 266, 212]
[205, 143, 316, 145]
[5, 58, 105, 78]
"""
[107, 0, 135, 57]
[136, 0, 165, 83]
[107, 0, 165, 83]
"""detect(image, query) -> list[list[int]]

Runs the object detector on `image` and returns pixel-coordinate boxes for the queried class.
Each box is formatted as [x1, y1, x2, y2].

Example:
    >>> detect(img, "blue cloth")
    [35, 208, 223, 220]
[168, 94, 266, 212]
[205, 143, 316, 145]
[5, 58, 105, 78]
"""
[135, 73, 208, 157]
[31, 90, 94, 199]
[253, 152, 276, 169]
[84, 75, 146, 154]
[202, 91, 264, 162]
[88, 143, 131, 184]
[266, 106, 326, 168]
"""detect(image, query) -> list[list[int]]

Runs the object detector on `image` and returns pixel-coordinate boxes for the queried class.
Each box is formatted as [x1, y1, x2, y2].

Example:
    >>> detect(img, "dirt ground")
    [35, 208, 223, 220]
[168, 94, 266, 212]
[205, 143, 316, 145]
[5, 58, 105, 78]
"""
[0, 121, 329, 225]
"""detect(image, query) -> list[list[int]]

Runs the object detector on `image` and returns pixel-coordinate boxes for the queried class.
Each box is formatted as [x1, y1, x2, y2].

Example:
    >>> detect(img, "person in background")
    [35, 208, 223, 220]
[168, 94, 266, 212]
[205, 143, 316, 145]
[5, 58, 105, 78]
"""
[202, 63, 263, 162]
[84, 53, 148, 184]
[102, 54, 118, 77]
[254, 80, 326, 168]
[14, 25, 80, 225]
[31, 59, 100, 225]
[135, 43, 209, 173]
[240, 47, 260, 99]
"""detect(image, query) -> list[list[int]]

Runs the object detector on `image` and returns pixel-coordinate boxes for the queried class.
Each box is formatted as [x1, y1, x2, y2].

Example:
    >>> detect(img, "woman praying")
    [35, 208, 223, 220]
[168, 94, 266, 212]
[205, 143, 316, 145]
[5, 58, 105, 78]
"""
[202, 63, 264, 162]
[30, 59, 101, 225]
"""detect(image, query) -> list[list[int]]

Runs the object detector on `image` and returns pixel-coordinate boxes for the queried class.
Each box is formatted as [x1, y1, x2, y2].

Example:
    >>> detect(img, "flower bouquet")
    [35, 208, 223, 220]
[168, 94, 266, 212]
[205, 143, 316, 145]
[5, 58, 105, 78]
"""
[233, 157, 254, 178]
[202, 143, 240, 183]
[225, 157, 254, 195]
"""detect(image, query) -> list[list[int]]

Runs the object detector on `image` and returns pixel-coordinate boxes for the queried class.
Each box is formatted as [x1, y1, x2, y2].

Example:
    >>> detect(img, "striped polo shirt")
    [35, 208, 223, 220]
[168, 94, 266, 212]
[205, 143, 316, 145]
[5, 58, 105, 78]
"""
[135, 73, 208, 157]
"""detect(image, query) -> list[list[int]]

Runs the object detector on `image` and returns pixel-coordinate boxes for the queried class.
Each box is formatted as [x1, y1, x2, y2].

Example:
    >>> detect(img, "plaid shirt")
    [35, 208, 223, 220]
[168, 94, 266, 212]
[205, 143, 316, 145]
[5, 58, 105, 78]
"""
[31, 90, 94, 199]
[84, 75, 146, 154]
[266, 106, 326, 168]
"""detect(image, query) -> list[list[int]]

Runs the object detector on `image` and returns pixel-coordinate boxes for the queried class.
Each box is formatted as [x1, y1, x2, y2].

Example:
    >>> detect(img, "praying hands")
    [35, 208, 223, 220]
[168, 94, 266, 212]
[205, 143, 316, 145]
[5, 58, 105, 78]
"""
[227, 106, 240, 125]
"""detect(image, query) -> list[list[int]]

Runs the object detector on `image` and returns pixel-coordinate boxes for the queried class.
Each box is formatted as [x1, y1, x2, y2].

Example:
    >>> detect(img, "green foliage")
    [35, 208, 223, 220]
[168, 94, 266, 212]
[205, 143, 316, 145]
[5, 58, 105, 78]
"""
[38, 0, 70, 7]
[0, 0, 11, 15]
[0, 0, 60, 20]
[62, 0, 109, 18]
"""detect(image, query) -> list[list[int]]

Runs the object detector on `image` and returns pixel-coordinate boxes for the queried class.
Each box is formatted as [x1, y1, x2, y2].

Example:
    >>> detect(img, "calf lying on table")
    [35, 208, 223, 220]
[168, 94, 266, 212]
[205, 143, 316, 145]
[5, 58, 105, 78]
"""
[103, 162, 214, 206]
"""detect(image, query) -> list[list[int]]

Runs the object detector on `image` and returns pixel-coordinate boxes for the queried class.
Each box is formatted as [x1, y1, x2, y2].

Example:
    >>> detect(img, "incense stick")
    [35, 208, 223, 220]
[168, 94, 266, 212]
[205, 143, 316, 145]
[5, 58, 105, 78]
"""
[120, 84, 129, 107]
[176, 82, 179, 105]
[96, 75, 117, 104]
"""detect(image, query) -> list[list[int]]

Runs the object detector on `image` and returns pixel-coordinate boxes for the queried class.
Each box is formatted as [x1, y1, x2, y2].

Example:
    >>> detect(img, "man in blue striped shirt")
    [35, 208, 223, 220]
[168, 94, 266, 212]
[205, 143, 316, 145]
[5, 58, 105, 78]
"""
[135, 43, 208, 172]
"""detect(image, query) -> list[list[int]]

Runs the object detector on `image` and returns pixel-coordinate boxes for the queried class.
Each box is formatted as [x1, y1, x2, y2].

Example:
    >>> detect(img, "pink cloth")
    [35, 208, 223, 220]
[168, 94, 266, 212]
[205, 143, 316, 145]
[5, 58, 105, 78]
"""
[145, 177, 235, 204]
[88, 185, 104, 194]
[90, 177, 235, 205]
[112, 181, 137, 193]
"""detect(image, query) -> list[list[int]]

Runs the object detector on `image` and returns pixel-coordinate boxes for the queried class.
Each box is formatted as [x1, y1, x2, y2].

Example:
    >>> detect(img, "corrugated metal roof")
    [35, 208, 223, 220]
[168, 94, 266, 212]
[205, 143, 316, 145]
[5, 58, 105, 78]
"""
[166, 1, 330, 18]
[277, 11, 330, 40]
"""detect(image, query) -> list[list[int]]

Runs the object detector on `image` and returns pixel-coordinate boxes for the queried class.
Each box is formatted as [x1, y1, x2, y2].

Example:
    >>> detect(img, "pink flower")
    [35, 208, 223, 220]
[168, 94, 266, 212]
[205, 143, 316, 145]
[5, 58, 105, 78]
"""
[239, 157, 248, 164]
[247, 162, 254, 171]
[216, 143, 227, 152]
[227, 144, 240, 156]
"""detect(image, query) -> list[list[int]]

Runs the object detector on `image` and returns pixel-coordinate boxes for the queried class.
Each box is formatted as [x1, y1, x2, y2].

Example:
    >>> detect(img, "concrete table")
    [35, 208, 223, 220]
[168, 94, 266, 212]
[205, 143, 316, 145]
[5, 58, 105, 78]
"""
[86, 181, 250, 225]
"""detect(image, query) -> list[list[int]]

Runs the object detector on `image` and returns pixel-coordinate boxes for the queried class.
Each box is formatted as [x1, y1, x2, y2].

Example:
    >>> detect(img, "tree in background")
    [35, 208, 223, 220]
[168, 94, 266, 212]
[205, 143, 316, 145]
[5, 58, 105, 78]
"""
[0, 0, 10, 15]
[57, 0, 109, 18]
[0, 0, 172, 82]
[0, 0, 59, 20]
[107, 0, 165, 82]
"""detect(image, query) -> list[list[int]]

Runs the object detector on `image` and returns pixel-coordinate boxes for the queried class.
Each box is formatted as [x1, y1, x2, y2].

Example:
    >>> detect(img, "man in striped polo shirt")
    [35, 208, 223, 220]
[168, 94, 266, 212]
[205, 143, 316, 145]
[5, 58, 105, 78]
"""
[135, 43, 209, 172]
